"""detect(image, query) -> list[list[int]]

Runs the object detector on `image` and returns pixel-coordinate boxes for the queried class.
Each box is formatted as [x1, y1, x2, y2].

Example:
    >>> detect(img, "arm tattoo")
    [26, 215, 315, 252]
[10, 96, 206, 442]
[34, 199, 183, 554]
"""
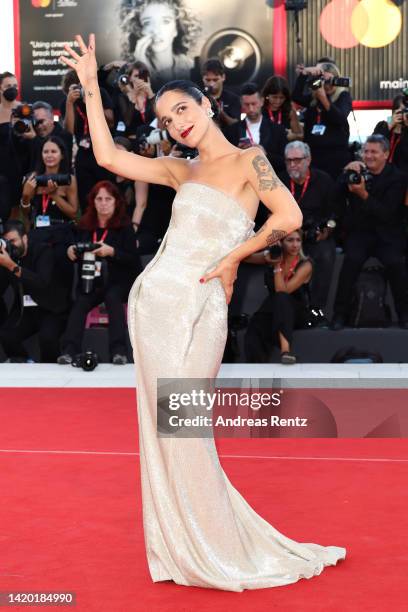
[255, 223, 287, 246]
[251, 154, 282, 191]
[87, 90, 94, 97]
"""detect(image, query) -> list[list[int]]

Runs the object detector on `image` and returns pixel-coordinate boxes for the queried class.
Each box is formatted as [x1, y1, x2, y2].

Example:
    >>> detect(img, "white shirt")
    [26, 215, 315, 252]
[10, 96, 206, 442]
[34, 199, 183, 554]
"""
[245, 117, 262, 145]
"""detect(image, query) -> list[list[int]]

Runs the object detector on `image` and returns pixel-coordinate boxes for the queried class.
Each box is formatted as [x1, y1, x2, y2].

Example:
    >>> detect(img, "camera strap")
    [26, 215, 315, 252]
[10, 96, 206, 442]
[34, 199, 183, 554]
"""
[389, 130, 401, 163]
[267, 108, 282, 124]
[284, 255, 300, 283]
[75, 105, 89, 135]
[290, 171, 310, 203]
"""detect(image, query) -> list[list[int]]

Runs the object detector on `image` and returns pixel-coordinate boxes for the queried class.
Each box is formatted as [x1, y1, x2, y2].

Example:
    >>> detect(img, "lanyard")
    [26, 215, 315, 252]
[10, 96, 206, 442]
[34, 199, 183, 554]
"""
[284, 255, 300, 282]
[93, 229, 108, 244]
[137, 96, 147, 123]
[41, 193, 50, 215]
[245, 119, 255, 145]
[290, 172, 310, 203]
[315, 108, 321, 124]
[267, 108, 282, 124]
[76, 105, 89, 135]
[388, 129, 401, 163]
[216, 98, 224, 112]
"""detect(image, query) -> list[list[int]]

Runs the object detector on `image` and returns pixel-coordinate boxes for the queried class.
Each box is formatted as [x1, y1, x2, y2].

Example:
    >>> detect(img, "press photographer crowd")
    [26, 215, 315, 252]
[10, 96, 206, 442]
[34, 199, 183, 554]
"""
[0, 56, 407, 366]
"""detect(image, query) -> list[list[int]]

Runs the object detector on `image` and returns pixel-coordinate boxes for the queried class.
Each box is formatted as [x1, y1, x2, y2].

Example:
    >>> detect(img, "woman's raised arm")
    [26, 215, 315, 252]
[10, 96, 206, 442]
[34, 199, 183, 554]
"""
[59, 34, 183, 188]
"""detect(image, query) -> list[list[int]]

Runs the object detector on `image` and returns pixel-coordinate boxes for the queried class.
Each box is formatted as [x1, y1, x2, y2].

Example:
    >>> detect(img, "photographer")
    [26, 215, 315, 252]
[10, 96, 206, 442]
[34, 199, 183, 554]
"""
[279, 141, 338, 320]
[60, 70, 115, 210]
[114, 61, 156, 140]
[373, 93, 408, 175]
[201, 58, 241, 129]
[331, 134, 408, 330]
[0, 220, 69, 362]
[0, 71, 20, 220]
[224, 82, 287, 172]
[261, 75, 304, 141]
[292, 62, 352, 179]
[58, 181, 141, 365]
[20, 136, 78, 229]
[244, 230, 313, 364]
[10, 101, 73, 178]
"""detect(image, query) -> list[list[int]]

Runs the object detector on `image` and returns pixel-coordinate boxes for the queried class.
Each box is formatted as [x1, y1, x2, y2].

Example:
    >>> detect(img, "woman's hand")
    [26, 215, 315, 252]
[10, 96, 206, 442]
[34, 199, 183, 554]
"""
[92, 242, 115, 258]
[59, 34, 98, 88]
[42, 179, 58, 195]
[66, 84, 82, 106]
[22, 173, 37, 199]
[67, 245, 77, 261]
[199, 255, 240, 305]
[390, 109, 403, 130]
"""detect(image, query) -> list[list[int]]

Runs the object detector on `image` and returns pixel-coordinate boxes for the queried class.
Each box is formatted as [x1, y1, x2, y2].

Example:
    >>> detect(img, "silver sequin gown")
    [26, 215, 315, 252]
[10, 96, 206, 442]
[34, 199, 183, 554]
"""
[127, 182, 346, 591]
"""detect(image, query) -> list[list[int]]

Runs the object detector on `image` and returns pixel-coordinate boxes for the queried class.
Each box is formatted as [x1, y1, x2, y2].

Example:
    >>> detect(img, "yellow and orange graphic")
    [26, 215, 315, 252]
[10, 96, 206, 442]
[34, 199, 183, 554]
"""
[319, 0, 402, 49]
[31, 0, 52, 8]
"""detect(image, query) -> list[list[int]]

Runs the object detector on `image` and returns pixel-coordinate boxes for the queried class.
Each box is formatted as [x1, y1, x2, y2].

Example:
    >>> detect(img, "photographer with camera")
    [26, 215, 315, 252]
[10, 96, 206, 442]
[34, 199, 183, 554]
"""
[61, 69, 115, 210]
[244, 229, 313, 364]
[0, 71, 21, 220]
[0, 220, 69, 362]
[201, 58, 241, 129]
[373, 93, 408, 176]
[331, 134, 408, 330]
[224, 82, 287, 171]
[261, 75, 304, 141]
[20, 136, 78, 229]
[58, 180, 141, 365]
[114, 61, 156, 141]
[10, 101, 73, 179]
[292, 62, 352, 179]
[279, 141, 338, 321]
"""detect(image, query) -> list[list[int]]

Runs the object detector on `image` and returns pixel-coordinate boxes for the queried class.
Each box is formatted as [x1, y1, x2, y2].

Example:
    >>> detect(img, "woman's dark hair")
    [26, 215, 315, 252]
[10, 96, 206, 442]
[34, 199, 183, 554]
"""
[79, 180, 129, 230]
[261, 75, 292, 123]
[35, 135, 70, 175]
[155, 79, 219, 120]
[126, 60, 151, 82]
[61, 69, 80, 95]
[392, 94, 405, 112]
[0, 71, 17, 100]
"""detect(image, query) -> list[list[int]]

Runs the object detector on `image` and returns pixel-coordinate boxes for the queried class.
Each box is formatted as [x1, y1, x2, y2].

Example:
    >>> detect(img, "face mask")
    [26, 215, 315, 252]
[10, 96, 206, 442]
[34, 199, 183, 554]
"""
[2, 86, 18, 102]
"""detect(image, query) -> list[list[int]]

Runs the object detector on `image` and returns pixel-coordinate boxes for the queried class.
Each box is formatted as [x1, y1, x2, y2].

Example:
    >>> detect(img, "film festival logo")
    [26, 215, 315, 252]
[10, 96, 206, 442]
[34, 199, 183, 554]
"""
[31, 0, 52, 7]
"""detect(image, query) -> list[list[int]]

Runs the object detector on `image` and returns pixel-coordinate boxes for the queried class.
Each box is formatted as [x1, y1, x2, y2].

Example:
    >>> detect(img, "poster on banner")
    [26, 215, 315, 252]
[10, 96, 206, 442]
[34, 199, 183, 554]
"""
[18, 0, 274, 107]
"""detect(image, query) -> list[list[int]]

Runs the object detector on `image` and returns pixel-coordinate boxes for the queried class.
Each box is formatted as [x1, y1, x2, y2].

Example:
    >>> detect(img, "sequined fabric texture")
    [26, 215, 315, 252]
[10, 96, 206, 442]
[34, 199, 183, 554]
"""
[127, 182, 346, 591]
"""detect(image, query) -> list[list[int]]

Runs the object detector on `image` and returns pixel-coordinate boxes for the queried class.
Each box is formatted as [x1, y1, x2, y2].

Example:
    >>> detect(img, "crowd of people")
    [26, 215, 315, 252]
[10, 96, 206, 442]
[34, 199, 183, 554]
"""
[0, 53, 407, 364]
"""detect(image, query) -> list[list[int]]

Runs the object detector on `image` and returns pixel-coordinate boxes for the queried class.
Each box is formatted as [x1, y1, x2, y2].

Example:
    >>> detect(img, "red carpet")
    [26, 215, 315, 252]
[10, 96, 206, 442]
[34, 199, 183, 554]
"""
[0, 388, 407, 611]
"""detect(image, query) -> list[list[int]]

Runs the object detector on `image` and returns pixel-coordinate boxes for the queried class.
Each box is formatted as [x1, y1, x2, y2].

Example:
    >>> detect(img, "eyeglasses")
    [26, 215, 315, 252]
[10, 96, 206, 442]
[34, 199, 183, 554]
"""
[285, 157, 307, 164]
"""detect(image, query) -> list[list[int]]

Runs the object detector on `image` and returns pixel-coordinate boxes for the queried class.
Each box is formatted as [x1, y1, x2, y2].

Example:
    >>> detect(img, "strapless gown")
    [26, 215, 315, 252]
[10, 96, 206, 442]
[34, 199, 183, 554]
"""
[127, 182, 346, 591]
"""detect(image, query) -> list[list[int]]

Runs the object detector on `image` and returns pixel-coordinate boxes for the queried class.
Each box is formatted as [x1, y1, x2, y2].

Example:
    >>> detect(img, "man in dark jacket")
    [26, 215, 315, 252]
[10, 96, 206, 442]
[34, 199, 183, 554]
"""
[331, 135, 408, 329]
[224, 82, 287, 172]
[0, 220, 69, 361]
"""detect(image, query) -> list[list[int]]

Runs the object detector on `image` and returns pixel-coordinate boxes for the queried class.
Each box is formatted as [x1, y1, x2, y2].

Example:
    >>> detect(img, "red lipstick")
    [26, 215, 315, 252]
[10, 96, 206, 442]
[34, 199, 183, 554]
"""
[181, 126, 193, 138]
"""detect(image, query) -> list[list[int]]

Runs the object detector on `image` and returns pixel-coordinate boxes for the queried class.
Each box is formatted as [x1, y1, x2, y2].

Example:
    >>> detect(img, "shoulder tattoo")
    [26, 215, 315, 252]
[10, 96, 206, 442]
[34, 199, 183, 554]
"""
[251, 154, 282, 191]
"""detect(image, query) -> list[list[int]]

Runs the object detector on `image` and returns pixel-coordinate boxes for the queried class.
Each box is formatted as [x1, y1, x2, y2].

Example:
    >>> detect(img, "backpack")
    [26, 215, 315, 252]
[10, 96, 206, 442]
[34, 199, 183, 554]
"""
[348, 265, 391, 328]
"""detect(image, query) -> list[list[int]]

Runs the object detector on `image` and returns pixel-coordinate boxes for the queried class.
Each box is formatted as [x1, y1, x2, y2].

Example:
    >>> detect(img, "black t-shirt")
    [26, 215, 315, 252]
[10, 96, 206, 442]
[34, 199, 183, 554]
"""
[217, 88, 241, 121]
[373, 122, 408, 176]
[279, 167, 340, 226]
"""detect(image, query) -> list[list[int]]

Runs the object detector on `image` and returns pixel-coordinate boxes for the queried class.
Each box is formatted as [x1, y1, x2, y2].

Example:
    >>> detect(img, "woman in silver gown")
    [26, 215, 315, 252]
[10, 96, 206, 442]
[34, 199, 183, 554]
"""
[60, 35, 346, 592]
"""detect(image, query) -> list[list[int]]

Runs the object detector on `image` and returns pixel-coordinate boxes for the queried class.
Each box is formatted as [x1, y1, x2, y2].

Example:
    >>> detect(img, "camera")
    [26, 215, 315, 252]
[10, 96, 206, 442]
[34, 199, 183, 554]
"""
[119, 74, 130, 87]
[307, 76, 351, 91]
[73, 242, 100, 294]
[173, 144, 198, 159]
[0, 237, 19, 260]
[11, 103, 34, 134]
[268, 243, 283, 259]
[145, 129, 170, 146]
[73, 84, 84, 98]
[341, 168, 373, 191]
[34, 173, 71, 187]
[203, 85, 215, 96]
[72, 350, 98, 371]
[303, 218, 336, 244]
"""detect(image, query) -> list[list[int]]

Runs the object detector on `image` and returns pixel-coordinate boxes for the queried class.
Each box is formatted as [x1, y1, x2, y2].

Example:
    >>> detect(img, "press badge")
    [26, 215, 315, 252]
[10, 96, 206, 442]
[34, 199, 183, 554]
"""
[36, 215, 51, 227]
[311, 124, 326, 135]
[23, 295, 38, 307]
